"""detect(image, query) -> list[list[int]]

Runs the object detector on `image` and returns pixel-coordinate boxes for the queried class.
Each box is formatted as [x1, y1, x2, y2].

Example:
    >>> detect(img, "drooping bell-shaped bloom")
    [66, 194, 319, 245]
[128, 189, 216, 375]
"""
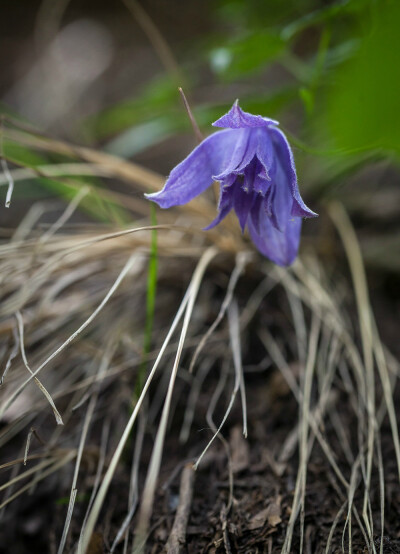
[145, 101, 317, 266]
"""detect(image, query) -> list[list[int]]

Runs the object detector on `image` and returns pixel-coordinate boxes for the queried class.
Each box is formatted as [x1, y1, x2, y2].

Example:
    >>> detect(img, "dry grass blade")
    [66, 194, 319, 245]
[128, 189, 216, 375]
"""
[132, 246, 217, 553]
[40, 185, 90, 242]
[281, 315, 320, 554]
[325, 500, 347, 554]
[0, 457, 55, 493]
[342, 456, 363, 554]
[259, 327, 300, 403]
[23, 427, 37, 465]
[109, 410, 146, 553]
[15, 311, 63, 425]
[0, 163, 113, 186]
[77, 421, 110, 552]
[1, 321, 19, 384]
[58, 488, 77, 554]
[194, 299, 245, 472]
[188, 252, 249, 374]
[329, 204, 376, 537]
[178, 87, 203, 143]
[228, 298, 247, 438]
[1, 158, 14, 208]
[203, 355, 235, 510]
[179, 357, 213, 443]
[376, 433, 385, 554]
[57, 340, 117, 554]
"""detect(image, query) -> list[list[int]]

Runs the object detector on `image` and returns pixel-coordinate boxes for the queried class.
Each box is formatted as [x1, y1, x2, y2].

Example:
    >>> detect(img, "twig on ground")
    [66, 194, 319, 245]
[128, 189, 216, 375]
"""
[220, 503, 232, 554]
[165, 463, 196, 554]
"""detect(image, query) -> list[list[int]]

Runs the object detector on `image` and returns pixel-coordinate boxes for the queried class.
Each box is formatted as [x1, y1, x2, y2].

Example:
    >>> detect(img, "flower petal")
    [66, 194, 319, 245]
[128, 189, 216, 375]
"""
[248, 205, 302, 266]
[213, 100, 279, 129]
[250, 196, 262, 234]
[247, 159, 271, 195]
[213, 128, 253, 181]
[254, 128, 275, 179]
[233, 186, 254, 233]
[203, 186, 234, 230]
[214, 127, 274, 182]
[269, 127, 318, 219]
[263, 189, 280, 231]
[242, 158, 257, 192]
[145, 129, 238, 208]
[268, 161, 294, 232]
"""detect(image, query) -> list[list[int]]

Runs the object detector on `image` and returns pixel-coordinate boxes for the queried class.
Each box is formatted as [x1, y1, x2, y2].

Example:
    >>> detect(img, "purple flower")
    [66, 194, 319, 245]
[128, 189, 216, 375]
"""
[145, 101, 317, 266]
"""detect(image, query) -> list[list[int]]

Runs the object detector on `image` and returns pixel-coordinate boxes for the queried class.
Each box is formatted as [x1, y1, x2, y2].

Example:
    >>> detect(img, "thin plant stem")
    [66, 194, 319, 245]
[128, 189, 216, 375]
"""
[136, 203, 158, 396]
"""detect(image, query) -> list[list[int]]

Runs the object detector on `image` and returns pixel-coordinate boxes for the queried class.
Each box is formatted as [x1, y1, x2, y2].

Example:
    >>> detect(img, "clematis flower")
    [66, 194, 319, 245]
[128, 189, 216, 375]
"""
[145, 101, 317, 266]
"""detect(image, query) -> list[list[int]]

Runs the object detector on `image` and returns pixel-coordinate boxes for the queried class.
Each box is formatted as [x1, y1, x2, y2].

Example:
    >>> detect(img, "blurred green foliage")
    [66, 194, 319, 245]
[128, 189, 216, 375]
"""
[209, 30, 285, 80]
[83, 0, 400, 168]
[3, 138, 132, 224]
[325, 1, 400, 155]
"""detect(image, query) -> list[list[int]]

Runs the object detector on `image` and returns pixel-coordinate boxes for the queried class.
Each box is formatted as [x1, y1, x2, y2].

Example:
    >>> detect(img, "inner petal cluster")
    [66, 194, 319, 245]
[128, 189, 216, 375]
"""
[207, 127, 278, 233]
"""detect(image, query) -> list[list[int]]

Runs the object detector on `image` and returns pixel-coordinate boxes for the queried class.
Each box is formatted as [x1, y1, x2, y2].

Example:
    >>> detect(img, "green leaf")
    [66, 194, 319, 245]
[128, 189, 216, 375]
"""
[324, 1, 400, 156]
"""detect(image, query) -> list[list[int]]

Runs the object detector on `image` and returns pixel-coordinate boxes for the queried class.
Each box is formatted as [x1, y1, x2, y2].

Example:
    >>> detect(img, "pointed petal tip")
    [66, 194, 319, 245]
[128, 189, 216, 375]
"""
[305, 208, 318, 218]
[212, 101, 279, 129]
[144, 191, 161, 204]
[237, 220, 246, 234]
[203, 186, 234, 230]
[203, 211, 229, 231]
[202, 221, 216, 231]
[291, 199, 318, 219]
[144, 190, 173, 209]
